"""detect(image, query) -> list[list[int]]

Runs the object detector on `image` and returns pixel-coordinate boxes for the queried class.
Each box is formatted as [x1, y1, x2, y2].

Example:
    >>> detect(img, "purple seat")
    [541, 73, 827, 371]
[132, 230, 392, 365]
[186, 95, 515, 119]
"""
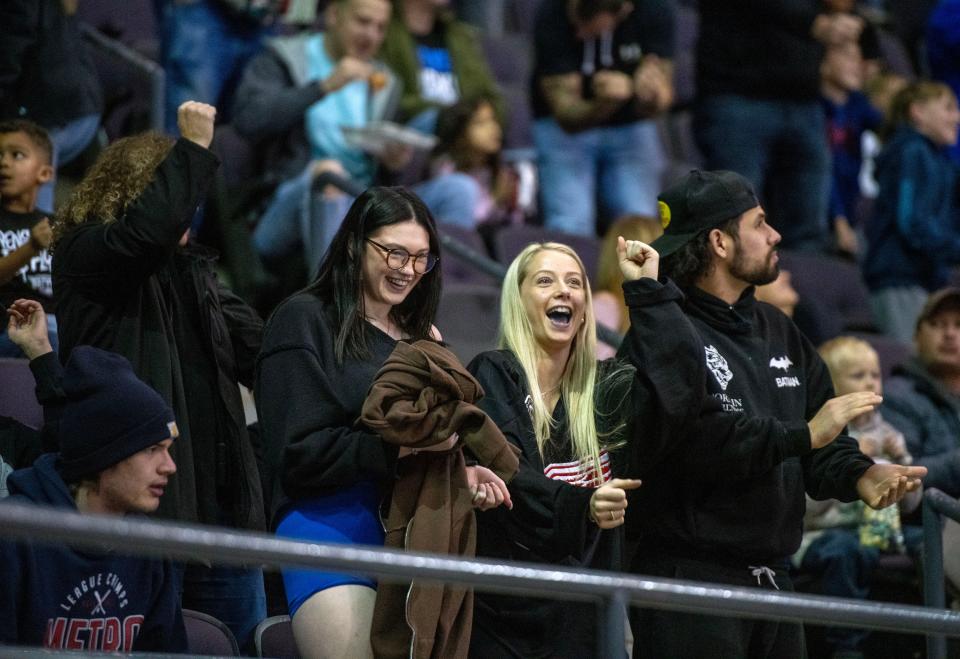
[210, 125, 258, 189]
[851, 332, 912, 380]
[481, 33, 534, 148]
[183, 608, 240, 656]
[0, 359, 43, 431]
[436, 283, 501, 366]
[254, 614, 300, 659]
[876, 28, 916, 80]
[439, 225, 496, 284]
[493, 225, 601, 285]
[778, 251, 876, 345]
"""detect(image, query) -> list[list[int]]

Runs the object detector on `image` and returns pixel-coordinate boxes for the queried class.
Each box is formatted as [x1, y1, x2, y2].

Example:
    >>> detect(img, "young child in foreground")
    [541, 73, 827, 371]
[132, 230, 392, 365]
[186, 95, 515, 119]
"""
[0, 119, 55, 356]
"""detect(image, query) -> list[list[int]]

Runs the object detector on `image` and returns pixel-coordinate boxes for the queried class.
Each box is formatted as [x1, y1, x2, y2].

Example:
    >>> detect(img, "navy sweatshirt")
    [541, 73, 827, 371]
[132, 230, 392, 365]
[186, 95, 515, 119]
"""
[0, 454, 186, 652]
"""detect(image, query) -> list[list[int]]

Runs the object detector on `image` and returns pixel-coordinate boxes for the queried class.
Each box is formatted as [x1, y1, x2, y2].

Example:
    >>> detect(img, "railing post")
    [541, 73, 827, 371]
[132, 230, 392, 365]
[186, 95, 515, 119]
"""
[604, 589, 629, 658]
[925, 496, 947, 659]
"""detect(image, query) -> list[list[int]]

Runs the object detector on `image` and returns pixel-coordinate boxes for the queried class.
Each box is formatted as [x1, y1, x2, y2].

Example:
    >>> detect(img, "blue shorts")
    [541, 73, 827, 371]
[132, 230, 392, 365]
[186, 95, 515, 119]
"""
[275, 481, 385, 616]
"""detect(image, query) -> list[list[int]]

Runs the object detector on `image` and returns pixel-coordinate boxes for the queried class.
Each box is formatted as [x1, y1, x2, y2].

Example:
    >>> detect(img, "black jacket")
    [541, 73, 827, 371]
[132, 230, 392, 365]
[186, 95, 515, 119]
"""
[466, 278, 708, 659]
[254, 294, 401, 526]
[0, 0, 102, 126]
[631, 286, 873, 567]
[697, 0, 824, 101]
[52, 139, 265, 531]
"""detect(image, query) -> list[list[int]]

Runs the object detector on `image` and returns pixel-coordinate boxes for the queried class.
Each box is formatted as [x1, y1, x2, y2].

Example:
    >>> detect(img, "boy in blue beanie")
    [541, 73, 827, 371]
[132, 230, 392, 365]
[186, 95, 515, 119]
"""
[1, 300, 186, 652]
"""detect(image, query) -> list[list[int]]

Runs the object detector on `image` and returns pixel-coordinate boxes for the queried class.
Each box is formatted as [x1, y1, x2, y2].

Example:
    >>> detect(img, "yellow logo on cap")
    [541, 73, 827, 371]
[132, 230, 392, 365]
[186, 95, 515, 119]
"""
[658, 201, 671, 229]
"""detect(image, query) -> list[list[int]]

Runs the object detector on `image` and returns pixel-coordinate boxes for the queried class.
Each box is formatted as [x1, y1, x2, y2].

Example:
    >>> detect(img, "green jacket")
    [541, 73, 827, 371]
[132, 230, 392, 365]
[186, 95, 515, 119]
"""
[379, 9, 504, 122]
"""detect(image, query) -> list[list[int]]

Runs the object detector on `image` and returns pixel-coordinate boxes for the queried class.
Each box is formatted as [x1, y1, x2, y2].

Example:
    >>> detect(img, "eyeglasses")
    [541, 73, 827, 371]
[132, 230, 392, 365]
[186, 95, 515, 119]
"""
[366, 238, 439, 274]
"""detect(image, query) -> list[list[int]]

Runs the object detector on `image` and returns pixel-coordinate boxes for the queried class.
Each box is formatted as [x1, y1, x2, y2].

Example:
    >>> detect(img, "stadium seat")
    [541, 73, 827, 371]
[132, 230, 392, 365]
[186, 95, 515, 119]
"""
[0, 358, 43, 431]
[183, 608, 240, 657]
[779, 251, 876, 345]
[852, 332, 912, 380]
[439, 225, 497, 284]
[436, 283, 502, 365]
[493, 225, 601, 284]
[255, 615, 300, 659]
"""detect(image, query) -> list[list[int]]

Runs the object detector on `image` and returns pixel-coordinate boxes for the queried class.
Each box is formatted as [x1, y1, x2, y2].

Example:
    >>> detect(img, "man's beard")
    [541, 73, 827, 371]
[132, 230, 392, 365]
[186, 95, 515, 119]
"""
[730, 248, 779, 287]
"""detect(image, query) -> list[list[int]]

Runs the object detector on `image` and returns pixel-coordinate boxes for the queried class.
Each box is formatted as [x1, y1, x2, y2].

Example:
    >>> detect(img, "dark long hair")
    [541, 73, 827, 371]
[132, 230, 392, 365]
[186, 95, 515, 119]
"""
[306, 186, 442, 364]
[660, 215, 741, 289]
[433, 95, 501, 175]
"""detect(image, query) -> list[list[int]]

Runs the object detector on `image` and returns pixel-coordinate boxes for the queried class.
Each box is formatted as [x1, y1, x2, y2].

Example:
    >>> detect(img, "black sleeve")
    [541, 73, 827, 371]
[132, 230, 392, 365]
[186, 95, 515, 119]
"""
[636, 0, 676, 57]
[799, 342, 874, 501]
[131, 561, 187, 652]
[255, 306, 399, 500]
[533, 0, 581, 78]
[57, 139, 219, 291]
[28, 351, 64, 454]
[468, 352, 596, 563]
[217, 279, 263, 390]
[0, 0, 36, 114]
[723, 0, 818, 36]
[232, 50, 326, 142]
[614, 278, 706, 476]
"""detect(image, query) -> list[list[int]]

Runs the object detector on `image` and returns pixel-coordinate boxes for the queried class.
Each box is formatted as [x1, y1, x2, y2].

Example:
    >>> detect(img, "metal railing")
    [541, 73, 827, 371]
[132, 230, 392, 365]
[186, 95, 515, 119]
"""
[2, 502, 960, 657]
[80, 23, 166, 133]
[312, 171, 625, 350]
[924, 487, 960, 658]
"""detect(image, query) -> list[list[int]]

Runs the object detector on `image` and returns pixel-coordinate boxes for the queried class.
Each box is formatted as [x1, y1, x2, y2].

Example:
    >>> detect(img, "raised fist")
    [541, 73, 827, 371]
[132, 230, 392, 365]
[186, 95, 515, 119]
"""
[177, 101, 217, 149]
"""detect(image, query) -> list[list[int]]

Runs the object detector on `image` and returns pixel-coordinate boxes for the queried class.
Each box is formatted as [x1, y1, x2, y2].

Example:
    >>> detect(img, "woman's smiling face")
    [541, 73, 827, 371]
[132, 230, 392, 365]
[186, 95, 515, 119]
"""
[520, 249, 587, 354]
[361, 219, 431, 315]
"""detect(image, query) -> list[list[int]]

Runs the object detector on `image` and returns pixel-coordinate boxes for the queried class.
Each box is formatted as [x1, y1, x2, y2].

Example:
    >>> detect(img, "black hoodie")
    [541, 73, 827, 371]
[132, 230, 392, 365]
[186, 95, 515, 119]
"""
[631, 286, 874, 566]
[0, 454, 186, 652]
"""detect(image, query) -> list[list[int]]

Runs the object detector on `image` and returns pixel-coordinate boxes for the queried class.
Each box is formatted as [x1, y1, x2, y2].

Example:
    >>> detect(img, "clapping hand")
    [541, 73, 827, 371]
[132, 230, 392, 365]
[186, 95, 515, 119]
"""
[856, 463, 926, 509]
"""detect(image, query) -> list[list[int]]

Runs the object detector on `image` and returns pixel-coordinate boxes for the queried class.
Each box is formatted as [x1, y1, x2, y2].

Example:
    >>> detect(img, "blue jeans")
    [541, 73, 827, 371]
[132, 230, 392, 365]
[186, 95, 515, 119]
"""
[253, 167, 479, 276]
[0, 313, 58, 358]
[159, 1, 271, 134]
[533, 118, 665, 236]
[694, 94, 831, 251]
[37, 114, 101, 212]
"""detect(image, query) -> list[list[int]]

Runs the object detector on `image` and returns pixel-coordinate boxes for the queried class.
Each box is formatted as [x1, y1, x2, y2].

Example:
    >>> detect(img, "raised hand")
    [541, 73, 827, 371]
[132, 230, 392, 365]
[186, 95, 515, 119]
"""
[589, 478, 642, 529]
[322, 57, 375, 94]
[856, 463, 926, 509]
[807, 391, 881, 449]
[6, 298, 52, 359]
[30, 218, 52, 250]
[466, 465, 513, 511]
[177, 101, 217, 149]
[617, 236, 659, 282]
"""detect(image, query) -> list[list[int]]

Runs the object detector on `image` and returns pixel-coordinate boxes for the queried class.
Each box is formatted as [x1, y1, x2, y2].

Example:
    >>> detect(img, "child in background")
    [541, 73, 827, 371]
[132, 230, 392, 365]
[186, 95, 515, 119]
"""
[430, 96, 527, 227]
[858, 72, 909, 199]
[863, 81, 960, 342]
[820, 40, 882, 257]
[592, 214, 662, 359]
[795, 336, 921, 657]
[0, 120, 55, 356]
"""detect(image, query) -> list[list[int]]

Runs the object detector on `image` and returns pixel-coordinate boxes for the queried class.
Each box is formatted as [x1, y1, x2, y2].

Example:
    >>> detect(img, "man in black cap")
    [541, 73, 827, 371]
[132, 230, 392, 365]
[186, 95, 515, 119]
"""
[0, 307, 186, 652]
[628, 170, 926, 658]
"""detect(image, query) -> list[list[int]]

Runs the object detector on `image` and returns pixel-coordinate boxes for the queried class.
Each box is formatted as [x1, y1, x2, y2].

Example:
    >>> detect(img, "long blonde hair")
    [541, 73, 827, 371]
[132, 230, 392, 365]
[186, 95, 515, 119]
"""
[499, 243, 607, 478]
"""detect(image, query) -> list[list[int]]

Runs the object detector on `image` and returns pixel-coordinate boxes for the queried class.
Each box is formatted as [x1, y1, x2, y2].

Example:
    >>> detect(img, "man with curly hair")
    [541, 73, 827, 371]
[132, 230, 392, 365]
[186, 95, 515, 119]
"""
[50, 102, 267, 651]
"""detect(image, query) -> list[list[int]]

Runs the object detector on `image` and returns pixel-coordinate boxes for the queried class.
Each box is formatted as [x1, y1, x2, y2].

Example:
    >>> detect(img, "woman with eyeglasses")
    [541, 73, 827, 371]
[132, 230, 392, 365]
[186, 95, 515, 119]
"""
[255, 186, 510, 659]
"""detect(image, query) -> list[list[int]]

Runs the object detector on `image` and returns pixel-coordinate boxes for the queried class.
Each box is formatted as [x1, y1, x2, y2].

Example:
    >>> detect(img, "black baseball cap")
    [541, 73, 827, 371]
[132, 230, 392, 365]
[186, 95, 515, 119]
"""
[651, 170, 760, 258]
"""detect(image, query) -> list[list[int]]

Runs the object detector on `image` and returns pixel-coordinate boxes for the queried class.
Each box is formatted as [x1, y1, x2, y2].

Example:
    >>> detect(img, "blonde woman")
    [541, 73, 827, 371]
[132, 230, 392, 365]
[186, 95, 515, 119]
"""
[466, 239, 707, 657]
